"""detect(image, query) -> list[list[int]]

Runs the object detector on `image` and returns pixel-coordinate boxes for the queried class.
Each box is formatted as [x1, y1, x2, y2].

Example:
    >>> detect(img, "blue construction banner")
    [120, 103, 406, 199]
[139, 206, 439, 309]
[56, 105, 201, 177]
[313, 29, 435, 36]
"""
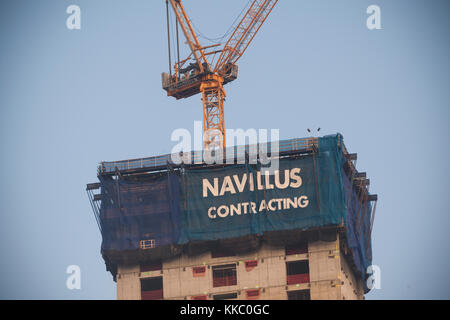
[179, 135, 347, 243]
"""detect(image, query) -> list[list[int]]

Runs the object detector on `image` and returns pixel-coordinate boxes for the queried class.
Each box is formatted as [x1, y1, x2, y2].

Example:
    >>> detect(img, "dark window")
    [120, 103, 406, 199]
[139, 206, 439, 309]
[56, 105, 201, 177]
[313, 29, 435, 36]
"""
[140, 260, 162, 272]
[285, 242, 308, 255]
[211, 247, 236, 258]
[141, 277, 163, 300]
[286, 261, 310, 285]
[212, 264, 237, 287]
[288, 290, 311, 300]
[141, 277, 162, 291]
[287, 260, 309, 275]
[213, 292, 238, 300]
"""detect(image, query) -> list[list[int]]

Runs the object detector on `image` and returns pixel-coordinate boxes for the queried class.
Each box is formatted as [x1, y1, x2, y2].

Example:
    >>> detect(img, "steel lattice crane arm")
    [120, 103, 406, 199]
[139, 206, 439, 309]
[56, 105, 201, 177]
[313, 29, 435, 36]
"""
[214, 0, 278, 76]
[167, 0, 210, 73]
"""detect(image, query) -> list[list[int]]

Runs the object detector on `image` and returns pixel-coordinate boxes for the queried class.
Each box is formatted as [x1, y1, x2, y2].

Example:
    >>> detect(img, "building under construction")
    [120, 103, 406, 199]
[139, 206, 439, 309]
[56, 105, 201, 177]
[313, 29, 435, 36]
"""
[87, 134, 377, 300]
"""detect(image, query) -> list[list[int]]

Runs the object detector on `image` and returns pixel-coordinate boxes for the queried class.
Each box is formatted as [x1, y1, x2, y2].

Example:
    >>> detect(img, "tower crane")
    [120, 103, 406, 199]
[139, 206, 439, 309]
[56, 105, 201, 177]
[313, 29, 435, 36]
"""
[162, 0, 278, 151]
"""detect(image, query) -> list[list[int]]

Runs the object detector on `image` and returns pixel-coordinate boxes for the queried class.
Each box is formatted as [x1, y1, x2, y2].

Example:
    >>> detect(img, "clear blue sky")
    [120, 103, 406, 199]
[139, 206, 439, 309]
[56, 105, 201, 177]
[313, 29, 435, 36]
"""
[0, 0, 449, 299]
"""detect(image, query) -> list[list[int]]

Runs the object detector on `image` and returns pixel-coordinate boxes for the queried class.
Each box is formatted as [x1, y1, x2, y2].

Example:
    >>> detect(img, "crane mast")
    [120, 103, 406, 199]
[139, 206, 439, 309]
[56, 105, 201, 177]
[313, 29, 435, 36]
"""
[162, 0, 278, 151]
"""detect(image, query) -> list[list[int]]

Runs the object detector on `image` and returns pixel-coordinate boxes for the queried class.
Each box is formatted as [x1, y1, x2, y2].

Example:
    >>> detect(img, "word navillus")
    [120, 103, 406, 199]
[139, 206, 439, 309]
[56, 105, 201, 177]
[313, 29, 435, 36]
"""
[208, 196, 310, 219]
[203, 168, 303, 198]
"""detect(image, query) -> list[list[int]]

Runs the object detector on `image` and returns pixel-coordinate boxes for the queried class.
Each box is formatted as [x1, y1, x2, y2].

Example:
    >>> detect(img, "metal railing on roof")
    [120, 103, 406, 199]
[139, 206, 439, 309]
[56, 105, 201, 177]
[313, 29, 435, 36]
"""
[98, 137, 318, 176]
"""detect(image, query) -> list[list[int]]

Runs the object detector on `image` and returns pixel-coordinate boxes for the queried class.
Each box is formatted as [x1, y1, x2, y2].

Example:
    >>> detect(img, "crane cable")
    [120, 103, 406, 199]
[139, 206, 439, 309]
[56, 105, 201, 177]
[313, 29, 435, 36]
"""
[165, 0, 172, 76]
[190, 0, 253, 67]
[166, 2, 181, 75]
[190, 0, 253, 43]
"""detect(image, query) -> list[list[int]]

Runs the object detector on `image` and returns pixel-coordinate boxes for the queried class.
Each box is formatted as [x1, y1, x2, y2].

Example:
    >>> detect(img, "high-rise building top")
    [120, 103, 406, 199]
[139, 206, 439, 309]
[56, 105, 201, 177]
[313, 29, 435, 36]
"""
[87, 134, 377, 300]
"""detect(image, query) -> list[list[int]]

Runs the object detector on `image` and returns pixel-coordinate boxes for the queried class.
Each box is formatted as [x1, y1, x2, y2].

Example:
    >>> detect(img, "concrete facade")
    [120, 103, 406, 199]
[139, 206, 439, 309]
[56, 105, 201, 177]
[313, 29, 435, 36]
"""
[116, 236, 365, 300]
